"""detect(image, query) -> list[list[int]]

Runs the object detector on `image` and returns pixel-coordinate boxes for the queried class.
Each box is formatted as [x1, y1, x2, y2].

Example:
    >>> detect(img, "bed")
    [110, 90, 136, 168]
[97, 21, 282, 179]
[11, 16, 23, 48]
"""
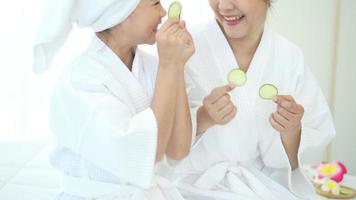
[0, 139, 61, 200]
[0, 139, 355, 200]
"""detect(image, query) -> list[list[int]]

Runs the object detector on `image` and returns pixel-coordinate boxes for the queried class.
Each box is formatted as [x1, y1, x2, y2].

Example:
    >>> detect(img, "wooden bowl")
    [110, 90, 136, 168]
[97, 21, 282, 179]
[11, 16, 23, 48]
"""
[314, 184, 356, 199]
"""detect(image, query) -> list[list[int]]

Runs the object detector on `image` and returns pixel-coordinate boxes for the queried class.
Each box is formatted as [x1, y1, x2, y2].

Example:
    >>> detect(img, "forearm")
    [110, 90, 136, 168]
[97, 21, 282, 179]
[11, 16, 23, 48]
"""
[281, 129, 301, 170]
[151, 65, 179, 161]
[166, 73, 192, 160]
[196, 106, 215, 135]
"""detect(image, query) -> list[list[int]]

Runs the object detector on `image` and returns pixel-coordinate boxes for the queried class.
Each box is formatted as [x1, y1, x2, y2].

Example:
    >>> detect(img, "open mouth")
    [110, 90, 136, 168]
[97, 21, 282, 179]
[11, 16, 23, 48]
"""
[222, 15, 245, 26]
[153, 21, 162, 33]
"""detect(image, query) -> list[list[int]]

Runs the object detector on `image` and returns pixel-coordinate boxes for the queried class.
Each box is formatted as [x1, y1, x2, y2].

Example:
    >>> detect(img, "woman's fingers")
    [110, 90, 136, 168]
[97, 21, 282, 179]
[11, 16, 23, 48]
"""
[221, 107, 237, 124]
[277, 105, 294, 120]
[159, 18, 179, 33]
[272, 112, 289, 127]
[209, 84, 236, 103]
[271, 96, 304, 134]
[269, 114, 285, 132]
[166, 24, 181, 37]
[202, 85, 238, 125]
[273, 95, 300, 114]
[214, 95, 230, 111]
[218, 102, 235, 119]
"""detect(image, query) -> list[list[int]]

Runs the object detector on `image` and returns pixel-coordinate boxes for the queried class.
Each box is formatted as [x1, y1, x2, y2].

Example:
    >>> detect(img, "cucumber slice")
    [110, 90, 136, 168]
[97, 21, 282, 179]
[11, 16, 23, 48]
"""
[227, 69, 246, 86]
[259, 84, 278, 100]
[340, 188, 354, 196]
[168, 1, 182, 19]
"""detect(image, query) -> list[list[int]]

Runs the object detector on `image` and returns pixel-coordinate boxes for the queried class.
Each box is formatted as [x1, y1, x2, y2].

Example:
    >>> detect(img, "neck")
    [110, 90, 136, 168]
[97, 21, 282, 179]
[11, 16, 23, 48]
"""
[96, 32, 136, 71]
[229, 30, 262, 57]
[221, 25, 264, 71]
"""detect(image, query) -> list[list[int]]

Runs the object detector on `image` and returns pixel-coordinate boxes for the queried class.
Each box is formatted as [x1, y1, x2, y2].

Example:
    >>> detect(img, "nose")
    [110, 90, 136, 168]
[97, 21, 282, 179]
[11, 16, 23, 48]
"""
[160, 5, 167, 18]
[219, 0, 235, 11]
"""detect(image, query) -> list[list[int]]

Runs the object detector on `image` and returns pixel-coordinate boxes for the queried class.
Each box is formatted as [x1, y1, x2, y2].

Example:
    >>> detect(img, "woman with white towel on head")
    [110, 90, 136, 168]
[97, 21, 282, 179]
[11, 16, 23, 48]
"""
[172, 0, 336, 199]
[33, 0, 195, 199]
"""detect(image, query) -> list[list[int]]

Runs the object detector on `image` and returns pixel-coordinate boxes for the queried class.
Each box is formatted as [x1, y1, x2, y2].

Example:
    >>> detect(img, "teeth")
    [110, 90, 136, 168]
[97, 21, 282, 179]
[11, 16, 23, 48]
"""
[223, 15, 243, 21]
[224, 16, 234, 21]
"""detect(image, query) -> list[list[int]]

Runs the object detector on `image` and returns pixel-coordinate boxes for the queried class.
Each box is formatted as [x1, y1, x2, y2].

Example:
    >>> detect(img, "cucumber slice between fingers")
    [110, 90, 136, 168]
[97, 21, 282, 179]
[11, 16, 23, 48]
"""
[259, 84, 278, 100]
[168, 1, 182, 19]
[227, 68, 246, 86]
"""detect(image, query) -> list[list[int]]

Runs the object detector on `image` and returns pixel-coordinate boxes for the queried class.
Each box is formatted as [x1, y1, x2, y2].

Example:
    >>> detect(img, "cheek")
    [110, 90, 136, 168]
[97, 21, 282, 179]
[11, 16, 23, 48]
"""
[253, 11, 267, 27]
[209, 0, 218, 12]
[246, 6, 267, 26]
[146, 23, 157, 36]
[135, 20, 154, 34]
[144, 21, 157, 41]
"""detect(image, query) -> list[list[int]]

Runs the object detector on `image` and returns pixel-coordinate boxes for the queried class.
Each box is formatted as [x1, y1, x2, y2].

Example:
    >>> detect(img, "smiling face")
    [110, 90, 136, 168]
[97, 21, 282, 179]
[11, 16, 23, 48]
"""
[119, 0, 166, 45]
[209, 0, 269, 40]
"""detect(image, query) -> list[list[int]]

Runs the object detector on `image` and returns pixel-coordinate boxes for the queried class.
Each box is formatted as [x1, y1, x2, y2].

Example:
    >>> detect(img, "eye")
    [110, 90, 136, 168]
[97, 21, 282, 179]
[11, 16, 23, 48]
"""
[154, 1, 160, 6]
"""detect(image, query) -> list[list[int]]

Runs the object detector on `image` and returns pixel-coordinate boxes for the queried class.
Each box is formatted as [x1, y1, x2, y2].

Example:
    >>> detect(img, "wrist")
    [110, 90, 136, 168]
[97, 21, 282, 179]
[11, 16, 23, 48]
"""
[159, 61, 184, 72]
[280, 127, 301, 152]
[197, 106, 215, 135]
[281, 125, 301, 138]
[280, 128, 301, 170]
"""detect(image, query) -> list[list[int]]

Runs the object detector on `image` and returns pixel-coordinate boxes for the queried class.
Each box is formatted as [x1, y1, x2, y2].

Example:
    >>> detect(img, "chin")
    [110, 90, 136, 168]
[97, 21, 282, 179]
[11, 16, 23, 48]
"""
[224, 29, 247, 40]
[217, 20, 246, 40]
[146, 38, 156, 45]
[140, 36, 156, 45]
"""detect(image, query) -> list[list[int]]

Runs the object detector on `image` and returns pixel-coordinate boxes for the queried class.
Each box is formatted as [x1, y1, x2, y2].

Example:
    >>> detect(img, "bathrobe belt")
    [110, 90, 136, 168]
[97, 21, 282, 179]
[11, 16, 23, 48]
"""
[191, 160, 282, 200]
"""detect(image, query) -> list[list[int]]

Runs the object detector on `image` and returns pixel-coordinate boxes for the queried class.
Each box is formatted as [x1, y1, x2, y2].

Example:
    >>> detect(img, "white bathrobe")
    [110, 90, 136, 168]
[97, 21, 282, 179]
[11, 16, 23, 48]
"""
[50, 36, 184, 200]
[173, 18, 336, 200]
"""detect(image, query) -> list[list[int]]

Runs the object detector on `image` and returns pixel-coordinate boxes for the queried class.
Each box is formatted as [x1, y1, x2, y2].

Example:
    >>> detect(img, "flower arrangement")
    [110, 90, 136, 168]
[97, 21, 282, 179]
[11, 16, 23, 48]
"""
[317, 161, 347, 183]
[304, 161, 355, 198]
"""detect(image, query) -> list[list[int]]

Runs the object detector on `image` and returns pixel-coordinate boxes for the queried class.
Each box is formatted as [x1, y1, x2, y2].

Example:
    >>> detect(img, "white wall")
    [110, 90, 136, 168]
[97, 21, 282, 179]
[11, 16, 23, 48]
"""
[266, 0, 337, 99]
[0, 1, 27, 138]
[331, 0, 356, 175]
[0, 0, 93, 139]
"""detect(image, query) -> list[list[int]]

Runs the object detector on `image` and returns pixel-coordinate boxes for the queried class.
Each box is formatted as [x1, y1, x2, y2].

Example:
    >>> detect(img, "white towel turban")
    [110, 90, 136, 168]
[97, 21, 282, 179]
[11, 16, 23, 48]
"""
[33, 0, 141, 73]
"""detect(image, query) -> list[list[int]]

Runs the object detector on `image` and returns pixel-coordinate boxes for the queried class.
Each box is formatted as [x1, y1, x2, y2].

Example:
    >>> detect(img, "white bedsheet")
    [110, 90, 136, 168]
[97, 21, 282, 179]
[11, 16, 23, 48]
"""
[0, 139, 61, 200]
[0, 139, 354, 200]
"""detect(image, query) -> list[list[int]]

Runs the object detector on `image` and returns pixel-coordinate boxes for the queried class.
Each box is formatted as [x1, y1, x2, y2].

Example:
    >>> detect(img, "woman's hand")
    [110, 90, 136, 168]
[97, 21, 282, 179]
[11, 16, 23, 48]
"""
[270, 95, 304, 136]
[270, 95, 304, 169]
[197, 84, 237, 134]
[156, 19, 195, 69]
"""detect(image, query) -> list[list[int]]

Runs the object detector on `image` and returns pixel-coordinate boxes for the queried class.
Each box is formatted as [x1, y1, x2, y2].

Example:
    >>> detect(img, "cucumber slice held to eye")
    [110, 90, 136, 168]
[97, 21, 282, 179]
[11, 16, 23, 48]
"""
[259, 84, 278, 100]
[227, 68, 246, 86]
[168, 1, 182, 19]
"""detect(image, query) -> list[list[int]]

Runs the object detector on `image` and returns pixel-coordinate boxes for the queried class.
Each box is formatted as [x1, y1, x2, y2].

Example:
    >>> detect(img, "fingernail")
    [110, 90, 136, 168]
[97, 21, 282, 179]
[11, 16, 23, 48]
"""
[180, 21, 185, 26]
[272, 96, 278, 103]
[229, 83, 237, 89]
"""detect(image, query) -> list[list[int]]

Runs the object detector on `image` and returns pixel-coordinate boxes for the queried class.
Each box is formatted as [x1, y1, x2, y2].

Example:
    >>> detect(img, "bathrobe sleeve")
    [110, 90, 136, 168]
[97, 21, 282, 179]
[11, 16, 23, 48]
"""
[295, 61, 336, 162]
[259, 48, 336, 196]
[290, 52, 336, 194]
[50, 64, 157, 189]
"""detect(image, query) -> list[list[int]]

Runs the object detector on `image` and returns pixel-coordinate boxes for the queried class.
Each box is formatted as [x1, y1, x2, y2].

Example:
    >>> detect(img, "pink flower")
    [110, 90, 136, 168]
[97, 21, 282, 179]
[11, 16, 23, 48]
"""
[317, 161, 347, 183]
